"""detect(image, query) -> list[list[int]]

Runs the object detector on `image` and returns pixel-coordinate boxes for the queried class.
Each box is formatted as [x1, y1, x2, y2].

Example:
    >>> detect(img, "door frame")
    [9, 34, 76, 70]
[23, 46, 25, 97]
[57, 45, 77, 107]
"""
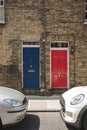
[50, 41, 69, 89]
[22, 44, 40, 88]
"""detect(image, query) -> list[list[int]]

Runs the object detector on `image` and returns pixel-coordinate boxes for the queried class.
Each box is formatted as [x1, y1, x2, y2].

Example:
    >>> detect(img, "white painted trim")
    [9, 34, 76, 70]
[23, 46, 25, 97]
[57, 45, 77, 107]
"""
[50, 42, 69, 89]
[84, 22, 87, 24]
[22, 44, 40, 88]
[22, 46, 23, 88]
[50, 50, 51, 89]
[51, 40, 69, 43]
[67, 48, 69, 89]
[22, 45, 40, 48]
[51, 48, 68, 50]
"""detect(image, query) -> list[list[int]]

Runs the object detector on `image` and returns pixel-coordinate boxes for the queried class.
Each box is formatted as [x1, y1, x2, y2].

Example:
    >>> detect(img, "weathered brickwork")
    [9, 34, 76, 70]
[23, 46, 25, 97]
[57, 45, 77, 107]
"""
[0, 0, 87, 94]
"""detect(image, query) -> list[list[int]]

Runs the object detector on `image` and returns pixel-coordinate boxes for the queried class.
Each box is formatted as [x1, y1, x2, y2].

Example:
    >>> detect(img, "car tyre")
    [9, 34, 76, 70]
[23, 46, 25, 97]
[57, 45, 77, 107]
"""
[0, 118, 2, 128]
[83, 114, 87, 130]
[65, 123, 80, 130]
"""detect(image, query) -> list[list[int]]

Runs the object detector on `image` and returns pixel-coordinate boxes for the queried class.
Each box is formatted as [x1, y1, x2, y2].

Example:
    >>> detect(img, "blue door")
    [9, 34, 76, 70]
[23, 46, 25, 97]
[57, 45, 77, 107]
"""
[23, 46, 40, 88]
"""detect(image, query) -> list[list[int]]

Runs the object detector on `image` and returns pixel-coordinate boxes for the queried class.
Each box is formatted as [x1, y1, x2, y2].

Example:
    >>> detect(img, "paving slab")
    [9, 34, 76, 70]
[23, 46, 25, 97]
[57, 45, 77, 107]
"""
[27, 95, 61, 112]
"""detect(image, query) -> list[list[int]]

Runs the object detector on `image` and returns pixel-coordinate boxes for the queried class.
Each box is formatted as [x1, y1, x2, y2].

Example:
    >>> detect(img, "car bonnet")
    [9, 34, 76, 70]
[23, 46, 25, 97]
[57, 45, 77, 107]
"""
[0, 87, 25, 101]
[62, 86, 87, 106]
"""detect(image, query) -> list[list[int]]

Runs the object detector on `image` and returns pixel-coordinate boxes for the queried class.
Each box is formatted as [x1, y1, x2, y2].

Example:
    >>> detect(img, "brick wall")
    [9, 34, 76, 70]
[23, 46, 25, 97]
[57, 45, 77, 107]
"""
[0, 0, 87, 94]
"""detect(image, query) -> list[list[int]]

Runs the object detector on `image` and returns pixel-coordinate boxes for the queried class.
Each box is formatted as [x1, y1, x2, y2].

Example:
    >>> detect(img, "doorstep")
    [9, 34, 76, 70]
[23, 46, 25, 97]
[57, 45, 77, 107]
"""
[26, 95, 61, 112]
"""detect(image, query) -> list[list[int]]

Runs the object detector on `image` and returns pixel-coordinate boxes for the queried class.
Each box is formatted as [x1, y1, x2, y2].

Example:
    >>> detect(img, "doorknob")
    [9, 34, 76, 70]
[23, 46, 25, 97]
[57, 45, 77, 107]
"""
[30, 65, 32, 68]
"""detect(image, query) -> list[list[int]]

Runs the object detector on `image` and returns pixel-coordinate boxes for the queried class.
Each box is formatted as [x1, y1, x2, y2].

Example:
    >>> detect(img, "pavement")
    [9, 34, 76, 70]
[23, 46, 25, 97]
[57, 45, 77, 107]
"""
[26, 95, 61, 112]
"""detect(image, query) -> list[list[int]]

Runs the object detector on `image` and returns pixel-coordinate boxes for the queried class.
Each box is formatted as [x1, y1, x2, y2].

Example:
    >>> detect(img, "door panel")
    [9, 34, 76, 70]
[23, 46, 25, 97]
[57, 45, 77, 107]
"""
[51, 50, 68, 89]
[23, 47, 40, 88]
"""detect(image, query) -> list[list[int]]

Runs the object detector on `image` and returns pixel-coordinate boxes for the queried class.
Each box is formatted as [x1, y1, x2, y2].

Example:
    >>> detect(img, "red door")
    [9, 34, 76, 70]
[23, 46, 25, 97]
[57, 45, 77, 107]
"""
[51, 50, 68, 89]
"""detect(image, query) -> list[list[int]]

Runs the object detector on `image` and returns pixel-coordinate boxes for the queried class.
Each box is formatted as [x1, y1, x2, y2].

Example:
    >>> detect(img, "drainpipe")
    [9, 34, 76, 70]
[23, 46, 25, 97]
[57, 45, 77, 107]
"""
[40, 38, 46, 91]
[39, 0, 47, 91]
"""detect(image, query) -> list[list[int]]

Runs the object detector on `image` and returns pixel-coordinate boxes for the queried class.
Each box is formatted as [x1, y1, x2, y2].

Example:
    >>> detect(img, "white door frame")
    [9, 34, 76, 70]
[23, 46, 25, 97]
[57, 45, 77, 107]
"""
[22, 44, 40, 88]
[50, 42, 69, 89]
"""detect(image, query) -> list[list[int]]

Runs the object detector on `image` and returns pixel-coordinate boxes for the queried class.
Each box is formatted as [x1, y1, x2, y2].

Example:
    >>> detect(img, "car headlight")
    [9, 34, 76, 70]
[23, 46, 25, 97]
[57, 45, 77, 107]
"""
[70, 94, 85, 105]
[4, 99, 23, 107]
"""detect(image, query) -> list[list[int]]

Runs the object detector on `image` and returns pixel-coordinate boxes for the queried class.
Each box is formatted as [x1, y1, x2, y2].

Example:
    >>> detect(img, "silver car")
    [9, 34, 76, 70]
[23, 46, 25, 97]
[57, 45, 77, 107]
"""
[0, 86, 28, 127]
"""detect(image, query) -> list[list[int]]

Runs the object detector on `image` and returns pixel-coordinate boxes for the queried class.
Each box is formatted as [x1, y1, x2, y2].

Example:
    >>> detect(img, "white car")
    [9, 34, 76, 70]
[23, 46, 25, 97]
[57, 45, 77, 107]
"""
[0, 86, 28, 127]
[60, 86, 87, 130]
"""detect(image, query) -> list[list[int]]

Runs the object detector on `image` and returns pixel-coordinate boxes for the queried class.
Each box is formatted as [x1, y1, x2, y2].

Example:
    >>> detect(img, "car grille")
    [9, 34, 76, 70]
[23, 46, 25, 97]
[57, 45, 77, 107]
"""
[23, 97, 28, 105]
[60, 96, 65, 112]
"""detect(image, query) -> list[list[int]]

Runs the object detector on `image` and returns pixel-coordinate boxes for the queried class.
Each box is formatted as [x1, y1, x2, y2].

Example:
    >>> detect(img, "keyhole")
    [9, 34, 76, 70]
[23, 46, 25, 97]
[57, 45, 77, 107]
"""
[30, 58, 32, 63]
[30, 57, 33, 67]
[58, 60, 60, 64]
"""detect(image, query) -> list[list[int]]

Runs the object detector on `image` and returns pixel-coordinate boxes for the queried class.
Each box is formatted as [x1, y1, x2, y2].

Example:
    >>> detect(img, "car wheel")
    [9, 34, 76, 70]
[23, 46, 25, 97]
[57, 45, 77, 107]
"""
[83, 114, 87, 130]
[0, 118, 2, 128]
[65, 123, 80, 130]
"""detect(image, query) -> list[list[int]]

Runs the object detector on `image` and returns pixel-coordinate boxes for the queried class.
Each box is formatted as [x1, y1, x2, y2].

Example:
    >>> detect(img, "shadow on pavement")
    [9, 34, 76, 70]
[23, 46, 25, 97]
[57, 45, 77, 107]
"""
[2, 114, 40, 130]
